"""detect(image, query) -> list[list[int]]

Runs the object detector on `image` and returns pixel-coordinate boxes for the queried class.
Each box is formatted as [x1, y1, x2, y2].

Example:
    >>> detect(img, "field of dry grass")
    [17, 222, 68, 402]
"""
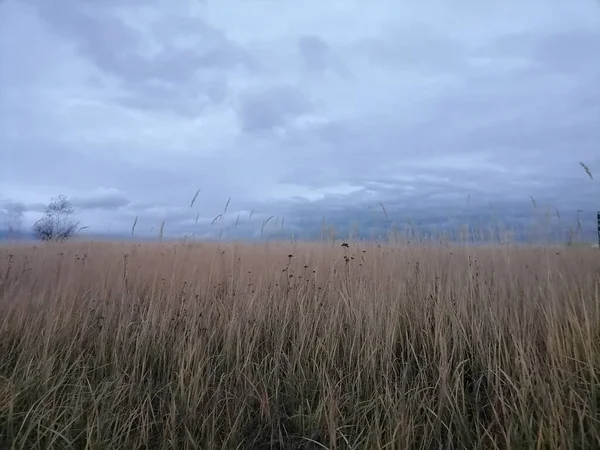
[0, 239, 599, 449]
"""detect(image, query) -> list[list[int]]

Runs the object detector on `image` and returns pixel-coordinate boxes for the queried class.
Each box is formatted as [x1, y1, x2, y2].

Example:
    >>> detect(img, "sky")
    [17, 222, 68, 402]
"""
[1, 0, 599, 240]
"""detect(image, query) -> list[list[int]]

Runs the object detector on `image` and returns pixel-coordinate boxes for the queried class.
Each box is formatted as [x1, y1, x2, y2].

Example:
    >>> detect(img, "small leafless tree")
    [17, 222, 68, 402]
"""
[32, 195, 79, 241]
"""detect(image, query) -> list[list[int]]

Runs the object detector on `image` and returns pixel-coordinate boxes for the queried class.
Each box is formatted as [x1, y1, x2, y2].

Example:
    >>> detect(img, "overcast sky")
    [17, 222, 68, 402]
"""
[1, 0, 599, 239]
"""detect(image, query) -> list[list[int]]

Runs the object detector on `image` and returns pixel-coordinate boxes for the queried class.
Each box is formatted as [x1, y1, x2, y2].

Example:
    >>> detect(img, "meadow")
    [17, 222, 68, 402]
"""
[0, 239, 599, 449]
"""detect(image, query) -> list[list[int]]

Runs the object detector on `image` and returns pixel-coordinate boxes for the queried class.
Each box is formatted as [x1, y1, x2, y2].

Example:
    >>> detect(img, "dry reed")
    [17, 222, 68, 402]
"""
[0, 239, 599, 449]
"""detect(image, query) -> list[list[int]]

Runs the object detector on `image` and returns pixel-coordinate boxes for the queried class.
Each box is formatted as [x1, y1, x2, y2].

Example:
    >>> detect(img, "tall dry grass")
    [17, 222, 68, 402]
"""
[0, 240, 599, 449]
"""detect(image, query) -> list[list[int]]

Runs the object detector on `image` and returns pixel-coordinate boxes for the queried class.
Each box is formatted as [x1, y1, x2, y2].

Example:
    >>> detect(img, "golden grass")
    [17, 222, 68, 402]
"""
[0, 240, 599, 449]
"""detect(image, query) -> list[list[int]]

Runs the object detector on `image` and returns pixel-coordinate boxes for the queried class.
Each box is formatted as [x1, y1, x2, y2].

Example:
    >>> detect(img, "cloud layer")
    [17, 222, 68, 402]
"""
[1, 0, 599, 240]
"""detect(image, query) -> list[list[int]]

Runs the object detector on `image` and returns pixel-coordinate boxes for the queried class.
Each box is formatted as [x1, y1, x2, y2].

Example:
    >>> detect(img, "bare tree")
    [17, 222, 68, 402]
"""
[33, 195, 79, 241]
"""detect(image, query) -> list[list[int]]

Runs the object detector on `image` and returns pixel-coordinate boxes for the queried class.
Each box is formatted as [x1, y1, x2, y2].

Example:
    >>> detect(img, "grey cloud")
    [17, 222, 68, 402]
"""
[0, 201, 26, 234]
[23, 0, 254, 116]
[355, 25, 469, 73]
[71, 191, 130, 210]
[115, 77, 230, 116]
[479, 28, 600, 75]
[267, 91, 598, 231]
[269, 189, 597, 241]
[298, 36, 330, 72]
[2, 0, 598, 241]
[29, 0, 253, 77]
[435, 65, 600, 171]
[1, 135, 262, 221]
[0, 200, 45, 214]
[1, 201, 26, 214]
[533, 30, 600, 73]
[76, 200, 276, 239]
[229, 196, 587, 243]
[237, 84, 312, 132]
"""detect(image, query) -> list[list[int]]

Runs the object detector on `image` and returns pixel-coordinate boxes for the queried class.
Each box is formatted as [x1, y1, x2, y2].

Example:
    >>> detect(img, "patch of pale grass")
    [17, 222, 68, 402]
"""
[0, 240, 599, 449]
